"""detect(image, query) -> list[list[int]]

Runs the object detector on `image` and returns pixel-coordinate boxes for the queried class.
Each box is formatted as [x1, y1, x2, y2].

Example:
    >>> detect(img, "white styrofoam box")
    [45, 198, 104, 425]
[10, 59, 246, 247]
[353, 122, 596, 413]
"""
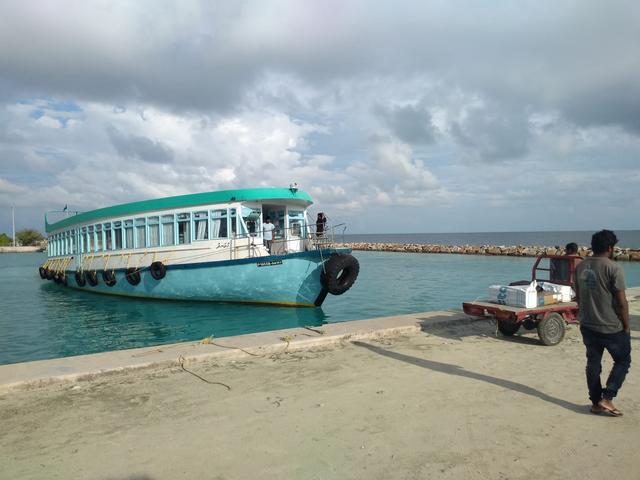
[488, 281, 538, 308]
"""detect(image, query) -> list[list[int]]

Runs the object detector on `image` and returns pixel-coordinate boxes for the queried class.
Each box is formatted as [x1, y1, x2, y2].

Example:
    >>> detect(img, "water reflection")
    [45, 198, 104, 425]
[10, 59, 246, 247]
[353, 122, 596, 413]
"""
[37, 282, 327, 360]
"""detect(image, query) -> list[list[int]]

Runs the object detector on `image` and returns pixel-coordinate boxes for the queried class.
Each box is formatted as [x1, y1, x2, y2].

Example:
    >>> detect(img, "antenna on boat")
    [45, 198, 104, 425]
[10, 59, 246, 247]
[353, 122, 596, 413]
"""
[289, 182, 299, 192]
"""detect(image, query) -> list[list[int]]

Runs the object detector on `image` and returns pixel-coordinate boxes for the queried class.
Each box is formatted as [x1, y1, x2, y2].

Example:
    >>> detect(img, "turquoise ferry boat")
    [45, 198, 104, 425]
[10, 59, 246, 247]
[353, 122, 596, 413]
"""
[39, 186, 359, 307]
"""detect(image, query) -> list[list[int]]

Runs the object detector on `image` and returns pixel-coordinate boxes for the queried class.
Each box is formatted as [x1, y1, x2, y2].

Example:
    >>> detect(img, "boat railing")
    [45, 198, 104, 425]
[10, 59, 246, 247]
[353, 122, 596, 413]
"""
[227, 222, 348, 255]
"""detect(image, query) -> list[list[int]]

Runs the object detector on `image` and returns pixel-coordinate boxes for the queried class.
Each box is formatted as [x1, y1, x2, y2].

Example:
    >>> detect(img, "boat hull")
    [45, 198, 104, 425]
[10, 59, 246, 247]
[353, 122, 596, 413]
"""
[59, 249, 347, 307]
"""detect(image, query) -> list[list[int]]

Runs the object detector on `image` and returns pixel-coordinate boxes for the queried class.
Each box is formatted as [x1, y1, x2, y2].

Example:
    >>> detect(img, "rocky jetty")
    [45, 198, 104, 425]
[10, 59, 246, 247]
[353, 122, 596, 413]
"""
[334, 243, 640, 261]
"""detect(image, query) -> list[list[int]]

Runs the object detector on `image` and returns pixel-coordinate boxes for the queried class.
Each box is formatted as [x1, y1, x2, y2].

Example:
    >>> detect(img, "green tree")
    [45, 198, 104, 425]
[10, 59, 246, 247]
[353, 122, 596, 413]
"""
[0, 233, 13, 246]
[16, 229, 44, 246]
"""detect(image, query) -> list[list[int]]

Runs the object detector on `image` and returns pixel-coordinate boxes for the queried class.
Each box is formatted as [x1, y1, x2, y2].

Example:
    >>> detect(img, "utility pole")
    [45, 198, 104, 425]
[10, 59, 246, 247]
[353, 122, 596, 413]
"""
[12, 204, 16, 247]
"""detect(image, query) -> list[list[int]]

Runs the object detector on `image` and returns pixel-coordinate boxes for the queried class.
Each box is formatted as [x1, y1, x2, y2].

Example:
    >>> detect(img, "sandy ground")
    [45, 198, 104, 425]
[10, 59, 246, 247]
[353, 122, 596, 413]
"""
[2, 297, 640, 480]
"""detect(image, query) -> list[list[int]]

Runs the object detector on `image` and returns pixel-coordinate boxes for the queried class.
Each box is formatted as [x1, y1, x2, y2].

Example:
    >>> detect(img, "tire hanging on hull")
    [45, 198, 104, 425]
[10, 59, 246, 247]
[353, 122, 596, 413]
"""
[87, 271, 99, 287]
[150, 261, 167, 280]
[125, 267, 141, 285]
[102, 270, 117, 287]
[320, 253, 360, 296]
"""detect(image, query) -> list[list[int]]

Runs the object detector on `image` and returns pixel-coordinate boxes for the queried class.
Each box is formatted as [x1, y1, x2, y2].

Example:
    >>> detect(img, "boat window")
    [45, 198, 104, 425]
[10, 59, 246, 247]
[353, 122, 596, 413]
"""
[123, 220, 133, 249]
[80, 227, 86, 253]
[162, 214, 175, 246]
[87, 226, 93, 253]
[229, 208, 238, 237]
[241, 207, 260, 236]
[288, 210, 304, 237]
[113, 221, 122, 250]
[177, 213, 191, 244]
[135, 218, 146, 248]
[148, 216, 160, 247]
[194, 211, 208, 241]
[70, 231, 76, 254]
[211, 209, 228, 238]
[274, 209, 285, 239]
[95, 224, 103, 251]
[104, 223, 113, 250]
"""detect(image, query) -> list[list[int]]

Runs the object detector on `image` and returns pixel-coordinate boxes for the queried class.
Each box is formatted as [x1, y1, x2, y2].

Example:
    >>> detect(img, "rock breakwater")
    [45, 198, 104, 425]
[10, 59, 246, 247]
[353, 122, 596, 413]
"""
[335, 243, 640, 261]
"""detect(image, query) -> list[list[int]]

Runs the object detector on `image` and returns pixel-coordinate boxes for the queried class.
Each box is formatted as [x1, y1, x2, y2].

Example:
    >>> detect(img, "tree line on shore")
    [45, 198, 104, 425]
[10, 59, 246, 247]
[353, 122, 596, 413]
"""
[0, 229, 45, 247]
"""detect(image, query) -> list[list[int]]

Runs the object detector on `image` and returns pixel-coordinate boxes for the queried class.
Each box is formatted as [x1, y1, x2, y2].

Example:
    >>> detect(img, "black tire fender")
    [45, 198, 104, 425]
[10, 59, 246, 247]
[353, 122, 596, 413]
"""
[150, 261, 166, 280]
[497, 320, 520, 336]
[125, 267, 141, 286]
[102, 270, 117, 287]
[87, 271, 99, 287]
[321, 253, 360, 296]
[75, 270, 86, 287]
[46, 268, 55, 280]
[39, 266, 47, 280]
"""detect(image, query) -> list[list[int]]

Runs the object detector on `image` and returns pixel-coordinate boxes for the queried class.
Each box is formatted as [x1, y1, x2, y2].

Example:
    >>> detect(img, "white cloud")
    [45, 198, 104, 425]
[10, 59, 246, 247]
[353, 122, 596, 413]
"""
[1, 1, 640, 233]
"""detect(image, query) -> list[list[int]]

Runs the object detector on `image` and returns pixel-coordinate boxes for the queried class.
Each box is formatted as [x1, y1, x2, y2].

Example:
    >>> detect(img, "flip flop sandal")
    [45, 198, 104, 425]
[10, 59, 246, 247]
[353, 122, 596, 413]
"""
[598, 402, 623, 417]
[590, 404, 603, 414]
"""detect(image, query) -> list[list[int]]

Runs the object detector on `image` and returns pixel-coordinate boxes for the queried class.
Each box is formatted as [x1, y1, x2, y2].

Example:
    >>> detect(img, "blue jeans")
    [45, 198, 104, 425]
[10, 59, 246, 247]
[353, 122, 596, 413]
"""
[580, 326, 631, 404]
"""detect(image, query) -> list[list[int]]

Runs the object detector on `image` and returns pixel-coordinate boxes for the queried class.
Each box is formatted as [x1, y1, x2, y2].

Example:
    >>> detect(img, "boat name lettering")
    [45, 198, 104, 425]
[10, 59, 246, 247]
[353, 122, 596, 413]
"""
[257, 260, 283, 267]
[216, 242, 230, 249]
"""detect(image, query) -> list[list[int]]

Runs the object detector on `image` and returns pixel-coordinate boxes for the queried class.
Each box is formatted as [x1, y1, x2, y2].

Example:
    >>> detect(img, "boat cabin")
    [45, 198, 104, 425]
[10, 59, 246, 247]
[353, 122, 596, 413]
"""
[44, 188, 321, 265]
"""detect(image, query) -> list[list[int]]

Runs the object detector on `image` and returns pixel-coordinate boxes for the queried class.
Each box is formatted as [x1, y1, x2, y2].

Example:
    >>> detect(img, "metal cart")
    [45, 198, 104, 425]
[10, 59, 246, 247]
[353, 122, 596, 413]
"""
[462, 254, 582, 346]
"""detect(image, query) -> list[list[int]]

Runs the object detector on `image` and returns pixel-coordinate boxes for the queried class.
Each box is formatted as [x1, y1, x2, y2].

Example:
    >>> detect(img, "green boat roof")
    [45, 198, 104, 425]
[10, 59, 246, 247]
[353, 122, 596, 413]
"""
[46, 187, 313, 233]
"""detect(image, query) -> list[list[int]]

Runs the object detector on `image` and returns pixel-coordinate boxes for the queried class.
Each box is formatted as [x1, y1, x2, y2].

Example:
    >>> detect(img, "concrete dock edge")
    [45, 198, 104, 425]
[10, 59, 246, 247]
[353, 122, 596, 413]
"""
[0, 309, 464, 393]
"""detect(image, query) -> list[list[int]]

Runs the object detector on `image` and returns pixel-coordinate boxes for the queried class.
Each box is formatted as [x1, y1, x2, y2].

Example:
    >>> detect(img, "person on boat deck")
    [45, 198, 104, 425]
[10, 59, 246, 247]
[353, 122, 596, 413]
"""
[262, 217, 276, 254]
[316, 212, 327, 237]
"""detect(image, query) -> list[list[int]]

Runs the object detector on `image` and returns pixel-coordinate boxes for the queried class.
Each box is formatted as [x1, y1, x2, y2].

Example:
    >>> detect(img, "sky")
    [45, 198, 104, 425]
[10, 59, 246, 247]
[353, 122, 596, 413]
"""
[0, 0, 639, 235]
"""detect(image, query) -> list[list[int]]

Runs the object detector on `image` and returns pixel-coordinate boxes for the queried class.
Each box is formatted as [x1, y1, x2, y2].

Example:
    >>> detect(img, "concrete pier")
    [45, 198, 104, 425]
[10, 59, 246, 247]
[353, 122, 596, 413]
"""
[1, 288, 639, 479]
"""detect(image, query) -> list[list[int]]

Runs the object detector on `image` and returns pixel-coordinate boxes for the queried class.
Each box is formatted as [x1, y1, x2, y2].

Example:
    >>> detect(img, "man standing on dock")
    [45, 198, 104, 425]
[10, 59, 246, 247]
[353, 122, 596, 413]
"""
[575, 229, 631, 417]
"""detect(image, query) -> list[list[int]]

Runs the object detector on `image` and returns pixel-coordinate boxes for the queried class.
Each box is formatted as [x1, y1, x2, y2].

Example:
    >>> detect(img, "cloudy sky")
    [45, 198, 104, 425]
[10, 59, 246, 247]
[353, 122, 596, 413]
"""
[1, 0, 639, 235]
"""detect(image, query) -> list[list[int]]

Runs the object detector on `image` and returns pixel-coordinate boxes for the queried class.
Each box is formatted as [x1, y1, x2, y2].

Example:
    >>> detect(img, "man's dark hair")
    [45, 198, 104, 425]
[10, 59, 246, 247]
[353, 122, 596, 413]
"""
[591, 229, 618, 254]
[565, 242, 578, 255]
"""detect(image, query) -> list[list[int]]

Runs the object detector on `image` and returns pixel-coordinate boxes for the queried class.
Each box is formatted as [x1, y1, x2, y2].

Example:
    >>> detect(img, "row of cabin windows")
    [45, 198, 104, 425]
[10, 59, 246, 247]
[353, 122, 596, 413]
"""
[47, 209, 240, 256]
[48, 208, 309, 257]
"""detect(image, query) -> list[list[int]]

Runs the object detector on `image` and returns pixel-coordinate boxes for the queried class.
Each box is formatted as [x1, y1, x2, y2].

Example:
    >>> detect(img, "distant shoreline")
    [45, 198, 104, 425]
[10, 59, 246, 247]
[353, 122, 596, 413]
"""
[0, 246, 44, 253]
[337, 242, 640, 261]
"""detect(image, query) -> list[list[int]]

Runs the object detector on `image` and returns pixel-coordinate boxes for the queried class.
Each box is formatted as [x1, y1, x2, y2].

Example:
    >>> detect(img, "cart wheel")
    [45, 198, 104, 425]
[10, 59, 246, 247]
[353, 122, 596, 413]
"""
[537, 313, 565, 346]
[498, 320, 520, 336]
[522, 317, 537, 330]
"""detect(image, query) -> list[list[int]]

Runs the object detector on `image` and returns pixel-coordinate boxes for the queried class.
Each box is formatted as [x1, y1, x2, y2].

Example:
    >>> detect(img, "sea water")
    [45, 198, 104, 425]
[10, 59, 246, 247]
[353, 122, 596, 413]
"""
[2, 251, 640, 365]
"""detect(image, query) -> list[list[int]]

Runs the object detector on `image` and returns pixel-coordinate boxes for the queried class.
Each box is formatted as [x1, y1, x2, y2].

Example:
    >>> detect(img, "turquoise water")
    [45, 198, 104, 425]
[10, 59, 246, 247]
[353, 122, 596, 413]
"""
[2, 252, 640, 365]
